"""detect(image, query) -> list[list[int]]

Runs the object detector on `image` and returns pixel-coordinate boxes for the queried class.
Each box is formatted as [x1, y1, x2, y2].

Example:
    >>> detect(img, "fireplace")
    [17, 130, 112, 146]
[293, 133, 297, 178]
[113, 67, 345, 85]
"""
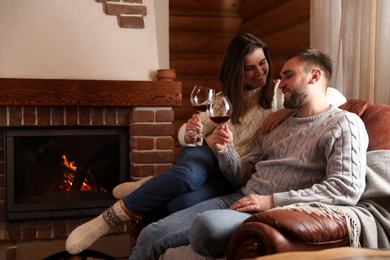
[0, 78, 181, 259]
[5, 126, 129, 221]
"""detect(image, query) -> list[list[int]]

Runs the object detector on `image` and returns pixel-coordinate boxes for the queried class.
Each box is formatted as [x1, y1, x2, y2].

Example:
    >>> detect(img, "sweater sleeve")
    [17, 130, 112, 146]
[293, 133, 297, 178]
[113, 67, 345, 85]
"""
[218, 136, 265, 189]
[273, 113, 368, 207]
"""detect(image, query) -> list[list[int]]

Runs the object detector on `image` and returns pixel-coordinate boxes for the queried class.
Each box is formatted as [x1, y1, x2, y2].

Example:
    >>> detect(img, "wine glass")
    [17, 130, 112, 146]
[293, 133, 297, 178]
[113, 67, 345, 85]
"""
[207, 96, 237, 151]
[185, 85, 216, 138]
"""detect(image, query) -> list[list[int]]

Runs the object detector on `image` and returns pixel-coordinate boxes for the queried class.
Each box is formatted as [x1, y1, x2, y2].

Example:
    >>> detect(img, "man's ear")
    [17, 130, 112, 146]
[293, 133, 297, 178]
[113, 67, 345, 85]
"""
[309, 69, 321, 84]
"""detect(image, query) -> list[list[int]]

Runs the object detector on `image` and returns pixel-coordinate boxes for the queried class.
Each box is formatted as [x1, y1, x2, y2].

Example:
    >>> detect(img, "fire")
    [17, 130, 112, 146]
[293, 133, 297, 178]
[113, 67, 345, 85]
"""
[62, 154, 77, 171]
[58, 155, 97, 192]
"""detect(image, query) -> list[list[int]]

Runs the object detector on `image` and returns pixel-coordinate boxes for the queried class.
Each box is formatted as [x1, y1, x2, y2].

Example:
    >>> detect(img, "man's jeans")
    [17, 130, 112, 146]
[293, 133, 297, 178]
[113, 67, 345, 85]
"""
[129, 191, 252, 260]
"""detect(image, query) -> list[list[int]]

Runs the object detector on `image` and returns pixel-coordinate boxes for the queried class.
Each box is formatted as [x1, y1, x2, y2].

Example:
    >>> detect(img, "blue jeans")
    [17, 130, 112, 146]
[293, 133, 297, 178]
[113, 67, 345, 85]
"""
[123, 142, 235, 215]
[129, 191, 251, 260]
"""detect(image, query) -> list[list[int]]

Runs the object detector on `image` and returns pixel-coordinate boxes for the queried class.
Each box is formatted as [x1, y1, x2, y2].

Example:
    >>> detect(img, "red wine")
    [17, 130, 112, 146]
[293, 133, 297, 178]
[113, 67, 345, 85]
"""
[192, 104, 210, 113]
[209, 116, 230, 124]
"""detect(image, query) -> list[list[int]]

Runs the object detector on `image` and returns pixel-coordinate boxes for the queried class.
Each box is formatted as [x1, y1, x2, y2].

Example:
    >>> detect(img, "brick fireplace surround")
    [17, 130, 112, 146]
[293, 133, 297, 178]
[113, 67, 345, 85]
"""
[0, 78, 181, 259]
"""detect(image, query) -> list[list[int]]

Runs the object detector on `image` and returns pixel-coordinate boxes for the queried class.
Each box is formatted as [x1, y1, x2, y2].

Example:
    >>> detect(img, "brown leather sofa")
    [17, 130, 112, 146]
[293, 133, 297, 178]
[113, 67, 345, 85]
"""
[226, 99, 390, 260]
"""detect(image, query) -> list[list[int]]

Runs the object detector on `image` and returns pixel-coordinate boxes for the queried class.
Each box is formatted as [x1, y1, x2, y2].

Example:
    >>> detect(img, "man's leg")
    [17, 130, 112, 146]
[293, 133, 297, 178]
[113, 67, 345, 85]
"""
[189, 209, 252, 257]
[129, 192, 244, 260]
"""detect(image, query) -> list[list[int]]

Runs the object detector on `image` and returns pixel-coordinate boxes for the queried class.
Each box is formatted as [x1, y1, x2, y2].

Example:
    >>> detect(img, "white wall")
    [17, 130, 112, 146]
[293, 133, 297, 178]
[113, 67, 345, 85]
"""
[0, 0, 169, 81]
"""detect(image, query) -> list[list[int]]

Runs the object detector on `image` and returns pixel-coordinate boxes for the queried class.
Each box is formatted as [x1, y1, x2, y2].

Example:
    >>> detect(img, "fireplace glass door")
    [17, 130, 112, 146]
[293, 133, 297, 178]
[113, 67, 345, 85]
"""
[5, 127, 129, 221]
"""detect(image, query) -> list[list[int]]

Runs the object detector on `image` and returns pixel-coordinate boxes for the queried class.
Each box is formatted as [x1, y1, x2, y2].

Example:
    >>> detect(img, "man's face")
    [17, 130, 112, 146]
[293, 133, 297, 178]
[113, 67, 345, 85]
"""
[279, 57, 310, 109]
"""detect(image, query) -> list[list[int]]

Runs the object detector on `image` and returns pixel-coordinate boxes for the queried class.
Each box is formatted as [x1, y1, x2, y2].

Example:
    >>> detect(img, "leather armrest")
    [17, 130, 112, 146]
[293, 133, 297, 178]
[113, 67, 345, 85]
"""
[227, 208, 350, 260]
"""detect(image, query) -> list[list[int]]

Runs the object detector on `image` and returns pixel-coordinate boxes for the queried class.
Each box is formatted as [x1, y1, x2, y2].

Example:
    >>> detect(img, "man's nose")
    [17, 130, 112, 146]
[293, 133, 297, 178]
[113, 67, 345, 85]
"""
[278, 79, 285, 88]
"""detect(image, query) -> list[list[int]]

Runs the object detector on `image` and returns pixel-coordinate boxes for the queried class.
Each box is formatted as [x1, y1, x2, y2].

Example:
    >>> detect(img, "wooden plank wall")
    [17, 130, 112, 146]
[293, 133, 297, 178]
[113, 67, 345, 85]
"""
[169, 0, 243, 157]
[169, 0, 310, 159]
[239, 0, 310, 78]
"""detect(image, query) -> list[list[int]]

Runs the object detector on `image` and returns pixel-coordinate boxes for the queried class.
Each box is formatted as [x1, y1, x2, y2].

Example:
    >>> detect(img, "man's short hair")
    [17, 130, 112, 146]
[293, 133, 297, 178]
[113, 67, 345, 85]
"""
[282, 48, 333, 82]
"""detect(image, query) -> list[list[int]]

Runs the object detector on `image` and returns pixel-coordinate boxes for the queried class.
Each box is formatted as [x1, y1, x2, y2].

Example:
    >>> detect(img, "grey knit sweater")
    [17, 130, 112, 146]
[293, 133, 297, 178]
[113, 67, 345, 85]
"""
[218, 105, 369, 208]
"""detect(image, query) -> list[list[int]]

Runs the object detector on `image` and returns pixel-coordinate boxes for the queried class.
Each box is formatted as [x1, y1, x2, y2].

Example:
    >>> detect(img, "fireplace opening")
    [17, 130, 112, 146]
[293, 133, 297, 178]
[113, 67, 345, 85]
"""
[5, 127, 130, 221]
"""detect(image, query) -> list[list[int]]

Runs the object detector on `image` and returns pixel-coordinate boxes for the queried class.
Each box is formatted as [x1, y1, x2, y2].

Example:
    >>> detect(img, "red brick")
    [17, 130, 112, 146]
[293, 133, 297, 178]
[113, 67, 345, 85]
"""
[156, 164, 174, 174]
[0, 107, 7, 126]
[156, 110, 174, 122]
[132, 110, 154, 122]
[105, 107, 117, 126]
[131, 164, 155, 177]
[118, 16, 145, 29]
[36, 220, 52, 239]
[8, 106, 22, 126]
[23, 106, 36, 126]
[123, 0, 142, 3]
[156, 137, 175, 150]
[96, 0, 120, 2]
[37, 107, 50, 126]
[21, 221, 37, 240]
[131, 151, 175, 164]
[131, 137, 154, 150]
[104, 3, 147, 16]
[78, 107, 91, 126]
[92, 106, 104, 126]
[65, 106, 78, 126]
[6, 241, 16, 260]
[52, 219, 67, 239]
[52, 106, 65, 126]
[6, 222, 22, 241]
[131, 123, 174, 136]
[118, 107, 130, 126]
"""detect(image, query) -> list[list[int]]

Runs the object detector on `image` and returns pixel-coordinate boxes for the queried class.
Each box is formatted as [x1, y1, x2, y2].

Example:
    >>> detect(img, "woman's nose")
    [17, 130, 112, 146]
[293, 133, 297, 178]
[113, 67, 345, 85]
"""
[254, 65, 262, 75]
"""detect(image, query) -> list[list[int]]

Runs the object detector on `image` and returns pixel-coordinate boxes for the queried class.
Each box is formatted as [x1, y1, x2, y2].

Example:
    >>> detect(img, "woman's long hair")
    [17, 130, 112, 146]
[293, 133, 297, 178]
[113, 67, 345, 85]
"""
[219, 33, 274, 124]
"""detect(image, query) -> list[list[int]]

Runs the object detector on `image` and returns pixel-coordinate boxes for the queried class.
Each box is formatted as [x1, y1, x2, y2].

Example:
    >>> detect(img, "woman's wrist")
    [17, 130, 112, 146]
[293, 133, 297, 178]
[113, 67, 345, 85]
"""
[185, 134, 197, 144]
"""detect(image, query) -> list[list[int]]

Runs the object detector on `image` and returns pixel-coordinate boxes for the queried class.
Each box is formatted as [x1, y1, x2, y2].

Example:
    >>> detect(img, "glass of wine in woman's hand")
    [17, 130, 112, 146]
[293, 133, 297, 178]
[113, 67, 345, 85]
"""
[207, 96, 237, 151]
[185, 85, 216, 138]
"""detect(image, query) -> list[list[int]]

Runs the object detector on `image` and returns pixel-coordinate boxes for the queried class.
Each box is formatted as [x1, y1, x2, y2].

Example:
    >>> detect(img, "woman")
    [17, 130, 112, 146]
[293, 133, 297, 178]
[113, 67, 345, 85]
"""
[66, 33, 346, 255]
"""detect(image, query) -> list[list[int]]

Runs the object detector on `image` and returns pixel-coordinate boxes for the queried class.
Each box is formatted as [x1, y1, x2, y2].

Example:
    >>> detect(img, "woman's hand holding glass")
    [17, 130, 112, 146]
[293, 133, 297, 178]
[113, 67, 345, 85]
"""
[184, 114, 203, 144]
[185, 85, 216, 139]
[211, 124, 234, 152]
[208, 96, 237, 151]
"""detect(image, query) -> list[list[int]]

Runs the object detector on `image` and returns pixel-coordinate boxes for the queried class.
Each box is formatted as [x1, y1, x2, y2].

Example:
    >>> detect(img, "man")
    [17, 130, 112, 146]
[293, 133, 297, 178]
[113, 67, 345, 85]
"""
[129, 48, 368, 259]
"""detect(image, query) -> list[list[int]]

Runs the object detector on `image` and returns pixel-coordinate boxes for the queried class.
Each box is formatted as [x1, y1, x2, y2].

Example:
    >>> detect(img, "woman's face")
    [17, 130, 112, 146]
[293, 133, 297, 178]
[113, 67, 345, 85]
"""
[243, 48, 269, 90]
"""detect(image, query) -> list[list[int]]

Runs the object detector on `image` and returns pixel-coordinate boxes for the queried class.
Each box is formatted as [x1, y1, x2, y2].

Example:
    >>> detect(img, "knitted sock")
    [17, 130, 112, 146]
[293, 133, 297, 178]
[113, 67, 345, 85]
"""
[66, 201, 131, 255]
[112, 175, 154, 199]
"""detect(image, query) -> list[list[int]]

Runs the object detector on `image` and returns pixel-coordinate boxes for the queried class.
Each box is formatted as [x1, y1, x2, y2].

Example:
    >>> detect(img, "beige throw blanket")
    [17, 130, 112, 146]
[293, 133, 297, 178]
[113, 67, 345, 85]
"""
[278, 150, 390, 248]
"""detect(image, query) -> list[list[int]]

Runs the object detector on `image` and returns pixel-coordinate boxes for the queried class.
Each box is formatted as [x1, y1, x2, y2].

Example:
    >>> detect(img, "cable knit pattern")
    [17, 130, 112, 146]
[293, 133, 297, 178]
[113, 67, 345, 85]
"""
[178, 82, 346, 161]
[218, 106, 368, 207]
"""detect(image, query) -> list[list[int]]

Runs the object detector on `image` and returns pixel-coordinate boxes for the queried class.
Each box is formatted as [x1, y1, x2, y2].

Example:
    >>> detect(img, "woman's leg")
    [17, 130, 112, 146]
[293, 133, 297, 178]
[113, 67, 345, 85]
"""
[163, 174, 235, 213]
[66, 200, 134, 255]
[189, 209, 252, 257]
[124, 142, 219, 215]
[129, 191, 243, 260]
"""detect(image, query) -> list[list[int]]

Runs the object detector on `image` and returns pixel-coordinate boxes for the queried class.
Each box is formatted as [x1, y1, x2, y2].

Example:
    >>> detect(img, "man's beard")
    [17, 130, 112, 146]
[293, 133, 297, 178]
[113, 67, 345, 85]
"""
[283, 79, 309, 109]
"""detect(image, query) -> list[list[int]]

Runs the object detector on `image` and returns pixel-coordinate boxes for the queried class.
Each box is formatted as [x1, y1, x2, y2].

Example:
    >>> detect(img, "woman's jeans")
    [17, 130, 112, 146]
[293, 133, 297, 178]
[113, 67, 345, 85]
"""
[129, 191, 252, 260]
[123, 142, 235, 215]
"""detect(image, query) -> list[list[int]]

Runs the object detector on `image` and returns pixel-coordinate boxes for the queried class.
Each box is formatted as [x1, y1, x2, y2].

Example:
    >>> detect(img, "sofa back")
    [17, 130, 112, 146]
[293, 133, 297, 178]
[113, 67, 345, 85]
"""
[339, 99, 390, 151]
